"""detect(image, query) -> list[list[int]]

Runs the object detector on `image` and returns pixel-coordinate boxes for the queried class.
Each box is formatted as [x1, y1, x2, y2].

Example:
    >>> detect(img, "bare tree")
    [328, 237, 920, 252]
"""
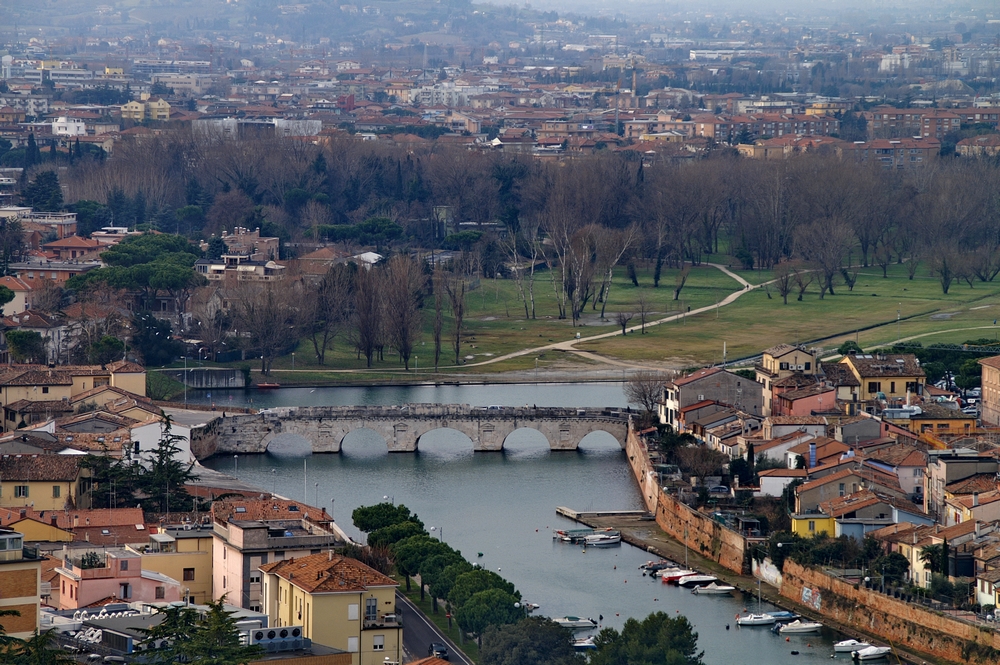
[673, 264, 691, 301]
[636, 292, 651, 334]
[302, 264, 352, 365]
[624, 370, 666, 417]
[677, 446, 728, 487]
[795, 221, 853, 298]
[31, 279, 64, 312]
[230, 281, 299, 375]
[774, 265, 793, 304]
[443, 273, 467, 364]
[383, 255, 425, 370]
[792, 268, 813, 301]
[595, 225, 639, 319]
[615, 311, 634, 335]
[352, 266, 383, 368]
[433, 270, 444, 371]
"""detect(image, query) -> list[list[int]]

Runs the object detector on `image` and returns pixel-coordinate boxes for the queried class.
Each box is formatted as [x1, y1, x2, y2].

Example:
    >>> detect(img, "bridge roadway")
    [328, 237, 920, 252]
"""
[213, 404, 630, 455]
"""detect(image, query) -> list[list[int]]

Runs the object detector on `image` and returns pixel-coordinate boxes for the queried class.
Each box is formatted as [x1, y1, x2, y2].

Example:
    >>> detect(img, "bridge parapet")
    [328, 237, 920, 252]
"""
[212, 404, 629, 457]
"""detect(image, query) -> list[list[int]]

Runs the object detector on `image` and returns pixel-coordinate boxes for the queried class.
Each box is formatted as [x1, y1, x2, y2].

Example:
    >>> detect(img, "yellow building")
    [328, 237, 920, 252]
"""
[121, 95, 172, 122]
[0, 362, 146, 419]
[7, 518, 74, 543]
[127, 527, 214, 605]
[260, 552, 402, 665]
[0, 455, 82, 511]
[839, 353, 925, 403]
[791, 514, 834, 537]
[121, 100, 146, 121]
[0, 528, 43, 639]
[755, 344, 819, 415]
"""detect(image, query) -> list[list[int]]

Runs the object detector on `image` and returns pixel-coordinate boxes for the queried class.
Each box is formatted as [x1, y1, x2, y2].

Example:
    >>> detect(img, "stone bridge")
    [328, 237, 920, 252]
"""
[213, 404, 630, 455]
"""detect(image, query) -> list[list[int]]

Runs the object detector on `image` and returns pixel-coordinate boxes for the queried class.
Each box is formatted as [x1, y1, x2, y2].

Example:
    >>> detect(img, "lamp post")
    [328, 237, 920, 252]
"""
[292, 352, 295, 370]
[314, 482, 319, 507]
[430, 526, 443, 542]
[182, 356, 187, 406]
[233, 454, 238, 475]
[331, 498, 335, 521]
[271, 468, 276, 496]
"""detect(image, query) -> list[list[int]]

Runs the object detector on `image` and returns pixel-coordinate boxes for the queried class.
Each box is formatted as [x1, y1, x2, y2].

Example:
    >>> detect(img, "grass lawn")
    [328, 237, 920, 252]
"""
[397, 577, 480, 663]
[577, 263, 1000, 366]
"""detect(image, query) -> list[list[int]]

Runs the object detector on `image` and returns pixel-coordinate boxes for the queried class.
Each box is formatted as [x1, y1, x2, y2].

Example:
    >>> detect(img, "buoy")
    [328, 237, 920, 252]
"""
[786, 637, 790, 642]
[498, 568, 501, 572]
[725, 624, 730, 630]
[615, 613, 619, 617]
[807, 644, 812, 648]
[535, 529, 538, 532]
[478, 553, 483, 557]
[654, 598, 658, 602]
[613, 565, 616, 570]
[599, 615, 603, 621]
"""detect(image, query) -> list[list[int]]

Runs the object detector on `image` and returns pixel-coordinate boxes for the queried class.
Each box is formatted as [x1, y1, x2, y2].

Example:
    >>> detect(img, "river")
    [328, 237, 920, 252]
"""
[201, 383, 856, 665]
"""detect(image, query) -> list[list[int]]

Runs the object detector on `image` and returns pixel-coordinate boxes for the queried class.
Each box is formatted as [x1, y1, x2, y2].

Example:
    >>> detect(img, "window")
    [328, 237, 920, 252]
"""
[52, 486, 60, 498]
[183, 568, 195, 581]
[373, 635, 384, 651]
[779, 362, 789, 371]
[890, 382, 896, 394]
[119, 583, 131, 599]
[347, 637, 359, 653]
[223, 576, 226, 589]
[120, 560, 128, 571]
[839, 483, 846, 497]
[41, 387, 49, 394]
[868, 382, 881, 394]
[14, 486, 28, 498]
[365, 597, 378, 622]
[134, 442, 140, 455]
[808, 521, 815, 532]
[348, 604, 359, 621]
[249, 573, 261, 584]
[804, 362, 811, 370]
[249, 604, 261, 612]
[155, 586, 165, 599]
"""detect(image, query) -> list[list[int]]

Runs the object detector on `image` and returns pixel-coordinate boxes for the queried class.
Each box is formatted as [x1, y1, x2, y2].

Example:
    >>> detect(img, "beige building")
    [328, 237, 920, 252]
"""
[0, 361, 146, 417]
[755, 344, 819, 416]
[260, 552, 401, 665]
[0, 455, 83, 511]
[120, 95, 171, 121]
[128, 525, 214, 605]
[0, 528, 42, 639]
[979, 355, 1000, 426]
[212, 499, 341, 611]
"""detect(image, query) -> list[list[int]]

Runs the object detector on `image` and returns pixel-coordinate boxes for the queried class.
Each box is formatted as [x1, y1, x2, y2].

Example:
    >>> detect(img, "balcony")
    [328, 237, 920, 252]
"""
[364, 612, 402, 629]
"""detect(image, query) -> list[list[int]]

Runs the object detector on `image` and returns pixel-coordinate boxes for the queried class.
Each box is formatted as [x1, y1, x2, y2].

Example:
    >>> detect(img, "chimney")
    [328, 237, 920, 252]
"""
[73, 515, 79, 528]
[809, 442, 817, 468]
[328, 549, 333, 561]
[973, 491, 980, 507]
[51, 514, 58, 527]
[976, 522, 982, 538]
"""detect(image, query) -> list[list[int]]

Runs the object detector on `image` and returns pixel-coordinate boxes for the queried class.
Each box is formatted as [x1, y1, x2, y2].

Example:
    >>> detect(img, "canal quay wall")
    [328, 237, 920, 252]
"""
[624, 423, 747, 574]
[623, 424, 998, 665]
[781, 560, 1000, 665]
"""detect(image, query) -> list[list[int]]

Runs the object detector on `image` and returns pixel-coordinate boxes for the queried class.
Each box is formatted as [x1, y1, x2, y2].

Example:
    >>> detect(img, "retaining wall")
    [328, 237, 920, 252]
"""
[781, 560, 1000, 664]
[624, 425, 747, 574]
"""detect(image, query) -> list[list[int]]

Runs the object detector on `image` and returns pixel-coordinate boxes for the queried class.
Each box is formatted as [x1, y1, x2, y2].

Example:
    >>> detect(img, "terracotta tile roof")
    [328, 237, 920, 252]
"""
[0, 276, 32, 292]
[42, 236, 101, 249]
[4, 399, 74, 414]
[259, 551, 397, 593]
[865, 445, 926, 468]
[1, 311, 63, 329]
[0, 507, 144, 530]
[950, 488, 1000, 509]
[779, 384, 836, 401]
[74, 524, 151, 546]
[212, 498, 332, 525]
[69, 385, 154, 407]
[841, 354, 924, 378]
[767, 415, 827, 425]
[763, 343, 808, 358]
[0, 454, 80, 481]
[671, 367, 723, 387]
[757, 468, 807, 477]
[979, 356, 1000, 370]
[772, 374, 820, 389]
[0, 368, 74, 386]
[796, 466, 902, 495]
[946, 473, 999, 495]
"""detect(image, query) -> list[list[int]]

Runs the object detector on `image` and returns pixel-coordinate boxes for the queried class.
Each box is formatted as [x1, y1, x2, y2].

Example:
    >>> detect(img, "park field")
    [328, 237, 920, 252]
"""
[169, 260, 1000, 386]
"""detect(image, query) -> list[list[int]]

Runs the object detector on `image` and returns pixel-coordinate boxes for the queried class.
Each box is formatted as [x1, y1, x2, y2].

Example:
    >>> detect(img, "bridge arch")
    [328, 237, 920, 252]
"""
[501, 427, 553, 452]
[578, 429, 627, 450]
[340, 427, 390, 454]
[414, 427, 477, 455]
[264, 432, 312, 457]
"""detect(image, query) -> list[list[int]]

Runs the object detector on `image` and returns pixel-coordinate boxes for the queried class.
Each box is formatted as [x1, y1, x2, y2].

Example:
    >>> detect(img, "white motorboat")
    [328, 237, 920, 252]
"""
[677, 574, 718, 588]
[552, 616, 598, 632]
[660, 568, 696, 583]
[852, 646, 892, 661]
[737, 613, 776, 626]
[778, 620, 823, 634]
[584, 531, 621, 547]
[572, 636, 597, 650]
[835, 639, 872, 653]
[691, 582, 735, 595]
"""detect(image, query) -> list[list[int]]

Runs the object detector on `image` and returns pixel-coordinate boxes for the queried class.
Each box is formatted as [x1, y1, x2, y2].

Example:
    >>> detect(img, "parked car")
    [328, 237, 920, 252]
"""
[429, 643, 450, 660]
[708, 485, 730, 495]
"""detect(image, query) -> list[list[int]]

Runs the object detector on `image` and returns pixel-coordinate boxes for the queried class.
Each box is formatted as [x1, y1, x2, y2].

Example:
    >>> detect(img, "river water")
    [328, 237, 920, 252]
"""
[201, 384, 857, 665]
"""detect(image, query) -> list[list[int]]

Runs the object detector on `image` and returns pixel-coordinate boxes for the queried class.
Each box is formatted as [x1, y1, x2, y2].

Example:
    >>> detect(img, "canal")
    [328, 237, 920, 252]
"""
[201, 384, 853, 665]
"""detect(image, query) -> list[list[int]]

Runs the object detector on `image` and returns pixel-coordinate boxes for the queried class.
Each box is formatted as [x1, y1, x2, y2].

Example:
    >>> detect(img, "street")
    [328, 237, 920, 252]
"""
[395, 591, 474, 665]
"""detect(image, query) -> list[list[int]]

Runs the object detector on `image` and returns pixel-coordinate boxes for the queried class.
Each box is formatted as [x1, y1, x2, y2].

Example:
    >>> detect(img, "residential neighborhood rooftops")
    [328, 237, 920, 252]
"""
[0, 453, 80, 481]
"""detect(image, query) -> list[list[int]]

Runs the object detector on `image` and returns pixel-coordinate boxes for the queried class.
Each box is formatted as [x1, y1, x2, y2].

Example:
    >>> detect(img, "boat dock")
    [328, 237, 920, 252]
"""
[556, 507, 650, 519]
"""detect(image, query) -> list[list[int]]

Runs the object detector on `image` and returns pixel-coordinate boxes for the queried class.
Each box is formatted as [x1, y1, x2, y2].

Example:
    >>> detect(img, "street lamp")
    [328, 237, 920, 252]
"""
[182, 356, 187, 406]
[271, 468, 276, 496]
[233, 455, 238, 475]
[430, 526, 443, 542]
[331, 498, 335, 521]
[314, 482, 319, 507]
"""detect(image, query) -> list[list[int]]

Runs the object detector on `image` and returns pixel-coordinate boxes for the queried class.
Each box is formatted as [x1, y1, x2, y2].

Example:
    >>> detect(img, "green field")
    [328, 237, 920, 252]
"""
[162, 261, 1000, 384]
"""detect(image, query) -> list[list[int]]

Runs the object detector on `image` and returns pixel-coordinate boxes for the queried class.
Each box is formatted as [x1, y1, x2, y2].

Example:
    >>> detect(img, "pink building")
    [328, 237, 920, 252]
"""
[773, 385, 836, 416]
[54, 549, 180, 609]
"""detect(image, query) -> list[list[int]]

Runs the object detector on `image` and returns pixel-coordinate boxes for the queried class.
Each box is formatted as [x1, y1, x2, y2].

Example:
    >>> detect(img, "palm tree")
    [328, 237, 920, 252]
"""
[920, 543, 944, 574]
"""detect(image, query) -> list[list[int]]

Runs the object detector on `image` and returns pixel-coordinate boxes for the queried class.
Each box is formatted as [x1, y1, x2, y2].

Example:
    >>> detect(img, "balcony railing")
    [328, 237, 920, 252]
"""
[363, 612, 401, 629]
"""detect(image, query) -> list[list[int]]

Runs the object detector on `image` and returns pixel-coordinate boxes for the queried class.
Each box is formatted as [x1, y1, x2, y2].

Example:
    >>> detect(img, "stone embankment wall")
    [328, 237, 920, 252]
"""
[624, 424, 746, 574]
[781, 560, 1000, 665]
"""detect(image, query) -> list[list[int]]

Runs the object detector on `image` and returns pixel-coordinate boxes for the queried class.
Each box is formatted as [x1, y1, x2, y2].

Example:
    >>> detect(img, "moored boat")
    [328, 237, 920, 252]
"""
[584, 531, 621, 547]
[660, 568, 696, 583]
[640, 560, 674, 573]
[736, 613, 776, 626]
[677, 574, 718, 588]
[834, 639, 871, 653]
[256, 382, 280, 389]
[852, 646, 891, 661]
[691, 582, 735, 595]
[767, 611, 798, 621]
[552, 616, 598, 632]
[572, 636, 597, 650]
[778, 620, 823, 634]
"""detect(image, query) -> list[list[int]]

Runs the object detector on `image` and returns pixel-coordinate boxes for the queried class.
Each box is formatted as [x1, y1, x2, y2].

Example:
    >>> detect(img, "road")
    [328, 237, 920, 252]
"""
[396, 590, 474, 665]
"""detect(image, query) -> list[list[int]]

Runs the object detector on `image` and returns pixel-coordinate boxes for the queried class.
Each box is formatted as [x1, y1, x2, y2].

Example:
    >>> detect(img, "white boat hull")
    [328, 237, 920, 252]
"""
[835, 640, 871, 653]
[852, 647, 892, 660]
[737, 614, 776, 626]
[779, 620, 823, 634]
[553, 617, 598, 632]
[691, 583, 735, 595]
